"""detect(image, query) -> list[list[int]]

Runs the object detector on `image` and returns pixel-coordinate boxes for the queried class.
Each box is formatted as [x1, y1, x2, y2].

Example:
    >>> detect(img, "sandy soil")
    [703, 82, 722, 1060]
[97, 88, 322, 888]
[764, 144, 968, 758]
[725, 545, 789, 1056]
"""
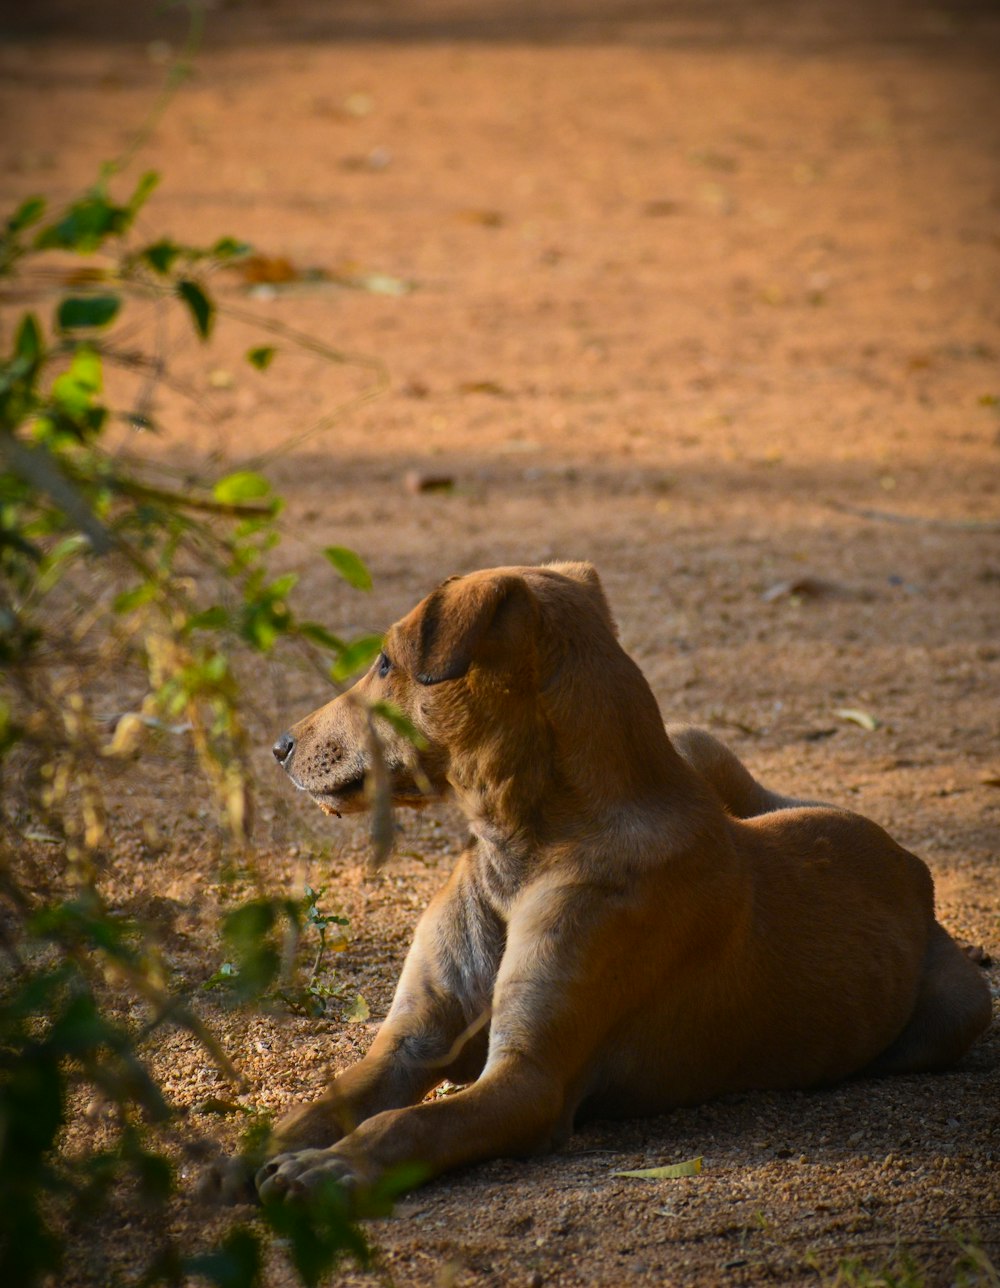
[3, 1, 999, 1283]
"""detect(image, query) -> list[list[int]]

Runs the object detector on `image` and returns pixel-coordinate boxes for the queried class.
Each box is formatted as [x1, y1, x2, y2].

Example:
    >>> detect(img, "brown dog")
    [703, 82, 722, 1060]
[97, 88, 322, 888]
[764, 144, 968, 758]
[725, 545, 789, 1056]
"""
[259, 562, 991, 1200]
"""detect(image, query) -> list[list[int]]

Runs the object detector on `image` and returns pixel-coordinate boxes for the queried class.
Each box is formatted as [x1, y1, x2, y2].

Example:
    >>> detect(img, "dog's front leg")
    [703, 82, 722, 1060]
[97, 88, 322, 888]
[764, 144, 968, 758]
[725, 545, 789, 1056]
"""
[257, 1052, 567, 1200]
[257, 877, 633, 1200]
[266, 860, 498, 1157]
[203, 862, 496, 1205]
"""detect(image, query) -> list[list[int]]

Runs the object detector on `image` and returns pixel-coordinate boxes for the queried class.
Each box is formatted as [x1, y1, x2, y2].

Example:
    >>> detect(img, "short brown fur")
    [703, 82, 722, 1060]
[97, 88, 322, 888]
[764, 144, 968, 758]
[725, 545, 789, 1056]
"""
[256, 563, 991, 1200]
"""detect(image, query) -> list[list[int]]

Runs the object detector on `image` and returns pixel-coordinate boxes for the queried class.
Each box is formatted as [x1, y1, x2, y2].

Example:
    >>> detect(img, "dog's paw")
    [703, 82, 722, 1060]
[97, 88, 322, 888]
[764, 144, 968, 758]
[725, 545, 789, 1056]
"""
[268, 1096, 348, 1155]
[195, 1154, 259, 1206]
[255, 1148, 362, 1203]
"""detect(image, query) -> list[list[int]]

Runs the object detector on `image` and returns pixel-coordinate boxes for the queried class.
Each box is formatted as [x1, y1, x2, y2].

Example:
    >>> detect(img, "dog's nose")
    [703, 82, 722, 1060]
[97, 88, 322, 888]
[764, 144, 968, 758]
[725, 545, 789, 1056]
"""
[272, 732, 295, 766]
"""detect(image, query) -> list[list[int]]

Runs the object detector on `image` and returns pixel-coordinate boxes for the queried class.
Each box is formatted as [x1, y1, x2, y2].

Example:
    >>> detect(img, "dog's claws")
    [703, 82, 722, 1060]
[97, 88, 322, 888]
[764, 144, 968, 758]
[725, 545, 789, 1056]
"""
[255, 1148, 362, 1204]
[255, 1151, 295, 1198]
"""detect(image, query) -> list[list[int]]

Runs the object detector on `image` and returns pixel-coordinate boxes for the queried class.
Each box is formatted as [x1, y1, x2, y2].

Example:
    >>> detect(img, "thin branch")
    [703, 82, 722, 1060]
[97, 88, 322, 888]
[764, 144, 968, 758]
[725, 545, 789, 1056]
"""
[216, 301, 391, 469]
[112, 475, 276, 519]
[1, 436, 114, 553]
[825, 499, 1000, 533]
[101, 1, 204, 183]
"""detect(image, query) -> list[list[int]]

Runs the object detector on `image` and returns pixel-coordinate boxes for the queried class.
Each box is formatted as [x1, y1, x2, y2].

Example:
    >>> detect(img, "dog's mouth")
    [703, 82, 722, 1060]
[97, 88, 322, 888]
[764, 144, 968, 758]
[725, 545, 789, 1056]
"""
[306, 775, 366, 818]
[305, 772, 441, 818]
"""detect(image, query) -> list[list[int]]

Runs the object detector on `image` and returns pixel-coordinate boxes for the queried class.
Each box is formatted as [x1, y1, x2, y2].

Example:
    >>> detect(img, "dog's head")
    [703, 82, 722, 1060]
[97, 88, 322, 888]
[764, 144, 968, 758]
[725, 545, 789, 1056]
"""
[272, 561, 622, 818]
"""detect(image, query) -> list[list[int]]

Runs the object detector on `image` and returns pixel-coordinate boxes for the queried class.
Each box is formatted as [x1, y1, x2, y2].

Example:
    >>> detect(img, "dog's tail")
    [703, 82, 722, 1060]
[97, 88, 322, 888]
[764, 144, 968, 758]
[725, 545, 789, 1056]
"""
[666, 724, 812, 820]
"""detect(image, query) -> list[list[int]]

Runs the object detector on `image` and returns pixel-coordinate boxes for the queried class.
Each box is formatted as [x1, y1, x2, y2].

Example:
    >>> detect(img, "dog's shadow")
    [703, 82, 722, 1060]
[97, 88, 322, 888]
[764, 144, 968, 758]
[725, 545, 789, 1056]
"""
[562, 1030, 998, 1176]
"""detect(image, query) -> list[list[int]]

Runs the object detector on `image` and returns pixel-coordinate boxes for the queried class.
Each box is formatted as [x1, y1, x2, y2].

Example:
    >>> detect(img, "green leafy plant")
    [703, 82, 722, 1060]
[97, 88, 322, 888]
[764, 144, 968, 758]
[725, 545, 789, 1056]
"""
[0, 164, 391, 1286]
[206, 885, 365, 1020]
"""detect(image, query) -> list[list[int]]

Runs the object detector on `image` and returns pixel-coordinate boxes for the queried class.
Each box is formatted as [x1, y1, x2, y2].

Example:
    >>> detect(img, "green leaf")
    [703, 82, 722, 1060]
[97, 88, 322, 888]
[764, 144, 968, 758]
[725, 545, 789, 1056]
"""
[1, 200, 45, 277]
[42, 533, 88, 575]
[49, 989, 119, 1053]
[131, 1147, 173, 1202]
[184, 1227, 263, 1288]
[371, 1161, 430, 1207]
[213, 471, 271, 504]
[8, 195, 46, 234]
[267, 572, 298, 599]
[184, 605, 230, 632]
[368, 700, 428, 750]
[323, 545, 372, 592]
[202, 961, 240, 990]
[177, 278, 214, 338]
[15, 312, 42, 363]
[51, 346, 103, 416]
[211, 236, 251, 260]
[141, 237, 182, 275]
[299, 621, 346, 653]
[36, 190, 123, 252]
[127, 169, 160, 216]
[246, 345, 275, 371]
[331, 633, 383, 684]
[112, 581, 158, 615]
[241, 599, 292, 652]
[262, 1177, 371, 1284]
[67, 345, 102, 391]
[221, 901, 282, 999]
[57, 294, 121, 330]
[612, 1157, 703, 1180]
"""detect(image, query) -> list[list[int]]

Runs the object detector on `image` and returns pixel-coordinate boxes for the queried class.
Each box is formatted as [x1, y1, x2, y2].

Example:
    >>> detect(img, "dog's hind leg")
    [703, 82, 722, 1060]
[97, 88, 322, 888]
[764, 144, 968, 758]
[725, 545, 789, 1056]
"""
[862, 922, 992, 1076]
[667, 724, 809, 818]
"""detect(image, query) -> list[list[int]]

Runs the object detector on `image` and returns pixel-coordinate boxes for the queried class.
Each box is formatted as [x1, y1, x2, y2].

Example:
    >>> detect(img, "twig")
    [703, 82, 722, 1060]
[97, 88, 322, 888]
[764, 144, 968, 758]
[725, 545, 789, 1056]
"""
[825, 499, 1000, 533]
[216, 302, 390, 469]
[426, 1007, 492, 1071]
[113, 476, 276, 518]
[308, 939, 326, 987]
[101, 0, 204, 183]
[1, 437, 114, 553]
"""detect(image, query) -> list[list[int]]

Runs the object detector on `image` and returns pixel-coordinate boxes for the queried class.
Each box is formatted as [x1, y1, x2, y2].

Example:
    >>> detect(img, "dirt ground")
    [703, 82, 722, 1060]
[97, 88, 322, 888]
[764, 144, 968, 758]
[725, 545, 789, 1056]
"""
[3, 1, 1000, 1283]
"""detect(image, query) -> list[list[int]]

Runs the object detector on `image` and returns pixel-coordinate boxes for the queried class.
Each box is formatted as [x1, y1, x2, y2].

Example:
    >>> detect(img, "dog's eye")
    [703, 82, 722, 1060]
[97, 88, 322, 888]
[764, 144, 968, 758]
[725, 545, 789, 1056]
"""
[377, 651, 392, 678]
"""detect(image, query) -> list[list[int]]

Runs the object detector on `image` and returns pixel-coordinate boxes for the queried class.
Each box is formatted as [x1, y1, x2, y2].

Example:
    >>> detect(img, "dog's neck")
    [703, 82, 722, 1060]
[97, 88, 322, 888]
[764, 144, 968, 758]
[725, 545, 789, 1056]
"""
[446, 658, 707, 911]
[465, 825, 533, 914]
[450, 737, 554, 886]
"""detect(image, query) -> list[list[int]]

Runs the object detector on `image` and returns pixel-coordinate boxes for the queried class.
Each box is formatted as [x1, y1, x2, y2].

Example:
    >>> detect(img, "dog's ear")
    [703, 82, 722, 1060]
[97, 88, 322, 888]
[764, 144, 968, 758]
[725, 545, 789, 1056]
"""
[545, 560, 600, 587]
[393, 574, 538, 686]
[544, 561, 618, 636]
